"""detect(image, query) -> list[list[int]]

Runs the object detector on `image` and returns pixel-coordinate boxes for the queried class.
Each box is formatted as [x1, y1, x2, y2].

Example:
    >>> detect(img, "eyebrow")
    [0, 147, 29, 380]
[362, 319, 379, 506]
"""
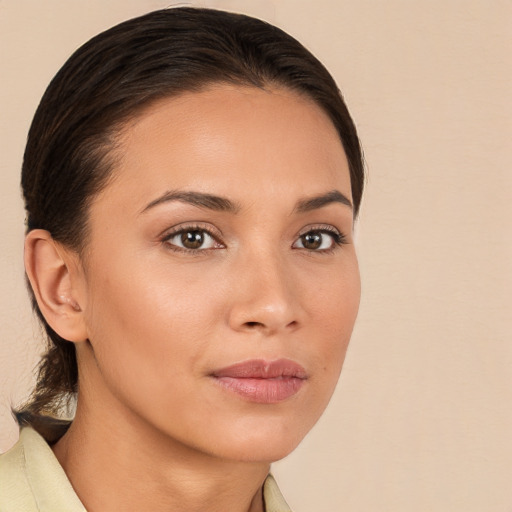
[294, 190, 353, 213]
[141, 188, 352, 215]
[141, 190, 241, 214]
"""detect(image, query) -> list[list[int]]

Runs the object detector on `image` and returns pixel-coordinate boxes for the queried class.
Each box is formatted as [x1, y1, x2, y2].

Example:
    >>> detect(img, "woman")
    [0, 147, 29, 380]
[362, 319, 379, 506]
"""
[0, 7, 363, 511]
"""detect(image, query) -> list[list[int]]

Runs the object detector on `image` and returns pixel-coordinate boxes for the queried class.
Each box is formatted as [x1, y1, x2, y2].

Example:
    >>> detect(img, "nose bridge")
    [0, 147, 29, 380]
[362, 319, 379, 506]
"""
[228, 242, 300, 334]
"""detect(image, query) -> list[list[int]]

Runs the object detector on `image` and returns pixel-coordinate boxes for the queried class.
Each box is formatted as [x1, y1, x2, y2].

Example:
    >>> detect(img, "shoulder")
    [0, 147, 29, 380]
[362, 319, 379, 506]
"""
[0, 431, 38, 511]
[0, 428, 86, 512]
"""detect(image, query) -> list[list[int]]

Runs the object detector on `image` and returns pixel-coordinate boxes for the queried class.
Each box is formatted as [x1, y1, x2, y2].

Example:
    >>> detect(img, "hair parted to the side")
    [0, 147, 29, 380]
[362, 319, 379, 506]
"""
[16, 7, 364, 441]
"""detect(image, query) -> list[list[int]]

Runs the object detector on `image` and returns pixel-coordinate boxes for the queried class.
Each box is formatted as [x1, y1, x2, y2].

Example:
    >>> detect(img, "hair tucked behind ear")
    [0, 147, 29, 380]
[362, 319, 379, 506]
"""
[15, 7, 364, 438]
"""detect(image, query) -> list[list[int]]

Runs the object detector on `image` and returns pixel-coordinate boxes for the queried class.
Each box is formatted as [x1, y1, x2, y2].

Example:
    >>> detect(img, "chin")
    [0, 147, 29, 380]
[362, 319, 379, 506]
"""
[213, 435, 303, 464]
[197, 414, 316, 464]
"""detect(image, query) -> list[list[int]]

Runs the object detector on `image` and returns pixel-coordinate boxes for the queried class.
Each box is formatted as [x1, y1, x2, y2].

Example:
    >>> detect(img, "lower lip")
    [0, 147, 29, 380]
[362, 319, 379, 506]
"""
[214, 376, 304, 403]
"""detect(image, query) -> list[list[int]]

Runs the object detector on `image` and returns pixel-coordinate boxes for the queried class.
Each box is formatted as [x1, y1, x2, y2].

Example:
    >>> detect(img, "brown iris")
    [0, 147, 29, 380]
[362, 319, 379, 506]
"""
[181, 230, 205, 249]
[301, 232, 322, 250]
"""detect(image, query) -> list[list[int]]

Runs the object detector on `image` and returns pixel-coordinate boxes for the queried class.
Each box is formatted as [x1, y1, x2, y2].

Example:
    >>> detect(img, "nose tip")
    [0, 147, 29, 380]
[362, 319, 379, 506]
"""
[227, 262, 302, 336]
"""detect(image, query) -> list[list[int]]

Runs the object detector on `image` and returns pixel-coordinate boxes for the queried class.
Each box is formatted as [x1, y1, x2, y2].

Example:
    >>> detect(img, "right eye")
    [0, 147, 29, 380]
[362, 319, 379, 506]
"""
[163, 228, 222, 252]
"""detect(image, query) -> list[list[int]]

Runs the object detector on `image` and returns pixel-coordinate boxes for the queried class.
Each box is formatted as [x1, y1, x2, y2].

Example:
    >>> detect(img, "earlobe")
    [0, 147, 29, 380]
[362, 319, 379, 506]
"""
[24, 229, 88, 342]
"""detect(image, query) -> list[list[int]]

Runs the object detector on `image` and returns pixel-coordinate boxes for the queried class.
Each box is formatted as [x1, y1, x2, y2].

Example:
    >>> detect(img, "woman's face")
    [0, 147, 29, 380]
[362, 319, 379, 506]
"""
[75, 84, 360, 462]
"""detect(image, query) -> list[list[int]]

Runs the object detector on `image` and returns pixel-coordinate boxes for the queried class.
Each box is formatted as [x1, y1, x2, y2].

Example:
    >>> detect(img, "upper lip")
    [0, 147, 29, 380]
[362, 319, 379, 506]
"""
[211, 358, 307, 379]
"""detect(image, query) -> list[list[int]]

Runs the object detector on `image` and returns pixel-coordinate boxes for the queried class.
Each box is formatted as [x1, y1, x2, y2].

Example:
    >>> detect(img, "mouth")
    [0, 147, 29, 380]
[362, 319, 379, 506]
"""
[210, 359, 307, 403]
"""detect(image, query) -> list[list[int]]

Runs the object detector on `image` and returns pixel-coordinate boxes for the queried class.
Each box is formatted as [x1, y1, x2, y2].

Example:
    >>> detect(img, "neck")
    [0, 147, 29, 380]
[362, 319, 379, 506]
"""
[52, 397, 270, 512]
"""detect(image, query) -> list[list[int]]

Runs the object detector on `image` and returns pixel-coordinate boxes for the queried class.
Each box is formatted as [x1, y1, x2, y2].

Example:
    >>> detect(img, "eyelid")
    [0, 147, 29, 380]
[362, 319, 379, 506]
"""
[160, 221, 223, 240]
[160, 222, 225, 252]
[296, 224, 343, 239]
[293, 224, 348, 251]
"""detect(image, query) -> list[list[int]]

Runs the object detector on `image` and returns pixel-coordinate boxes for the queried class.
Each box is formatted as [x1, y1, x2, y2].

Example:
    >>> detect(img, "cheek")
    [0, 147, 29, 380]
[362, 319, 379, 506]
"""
[82, 246, 247, 389]
[81, 264, 223, 437]
[309, 260, 360, 380]
[284, 262, 360, 446]
[310, 257, 361, 331]
[82, 259, 214, 385]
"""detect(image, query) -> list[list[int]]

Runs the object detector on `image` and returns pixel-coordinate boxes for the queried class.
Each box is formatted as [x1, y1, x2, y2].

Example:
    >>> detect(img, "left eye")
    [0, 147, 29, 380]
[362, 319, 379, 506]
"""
[293, 230, 339, 251]
[165, 229, 218, 251]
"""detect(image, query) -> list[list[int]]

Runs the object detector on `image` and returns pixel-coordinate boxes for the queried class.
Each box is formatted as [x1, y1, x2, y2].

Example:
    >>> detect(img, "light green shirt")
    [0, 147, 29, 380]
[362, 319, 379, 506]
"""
[0, 427, 292, 512]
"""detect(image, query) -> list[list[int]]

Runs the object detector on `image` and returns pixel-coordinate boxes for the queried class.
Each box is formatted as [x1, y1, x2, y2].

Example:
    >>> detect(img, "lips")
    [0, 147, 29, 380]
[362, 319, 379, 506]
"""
[211, 359, 307, 403]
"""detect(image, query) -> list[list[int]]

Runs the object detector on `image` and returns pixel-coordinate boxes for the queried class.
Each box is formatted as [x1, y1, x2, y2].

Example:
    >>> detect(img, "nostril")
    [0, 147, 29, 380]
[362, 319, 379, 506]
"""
[245, 321, 262, 328]
[243, 320, 298, 331]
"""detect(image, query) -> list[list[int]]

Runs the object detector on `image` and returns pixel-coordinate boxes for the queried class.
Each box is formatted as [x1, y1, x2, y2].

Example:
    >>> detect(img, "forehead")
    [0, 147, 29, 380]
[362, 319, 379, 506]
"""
[95, 84, 351, 213]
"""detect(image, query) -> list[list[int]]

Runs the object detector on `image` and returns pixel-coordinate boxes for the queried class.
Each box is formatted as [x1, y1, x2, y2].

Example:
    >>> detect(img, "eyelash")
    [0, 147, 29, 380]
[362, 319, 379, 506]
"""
[294, 225, 347, 254]
[160, 224, 347, 254]
[161, 223, 224, 254]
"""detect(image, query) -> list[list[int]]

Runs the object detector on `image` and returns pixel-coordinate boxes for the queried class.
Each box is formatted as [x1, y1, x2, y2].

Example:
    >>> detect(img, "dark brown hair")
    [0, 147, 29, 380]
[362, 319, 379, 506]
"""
[16, 7, 364, 440]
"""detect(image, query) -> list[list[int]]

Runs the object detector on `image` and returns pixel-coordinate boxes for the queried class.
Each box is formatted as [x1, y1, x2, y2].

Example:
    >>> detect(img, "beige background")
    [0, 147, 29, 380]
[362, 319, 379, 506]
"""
[1, 1, 511, 510]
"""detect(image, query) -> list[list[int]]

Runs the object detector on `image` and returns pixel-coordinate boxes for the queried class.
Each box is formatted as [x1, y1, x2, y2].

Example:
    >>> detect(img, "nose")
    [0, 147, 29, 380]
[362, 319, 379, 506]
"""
[227, 249, 303, 336]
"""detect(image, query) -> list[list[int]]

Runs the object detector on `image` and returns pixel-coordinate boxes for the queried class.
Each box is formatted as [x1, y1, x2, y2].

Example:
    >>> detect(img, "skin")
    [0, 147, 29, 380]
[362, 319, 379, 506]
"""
[26, 84, 360, 512]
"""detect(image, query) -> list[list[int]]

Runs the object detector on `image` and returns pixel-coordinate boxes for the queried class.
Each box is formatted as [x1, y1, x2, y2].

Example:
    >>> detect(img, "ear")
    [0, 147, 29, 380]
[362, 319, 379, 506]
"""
[24, 229, 88, 343]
